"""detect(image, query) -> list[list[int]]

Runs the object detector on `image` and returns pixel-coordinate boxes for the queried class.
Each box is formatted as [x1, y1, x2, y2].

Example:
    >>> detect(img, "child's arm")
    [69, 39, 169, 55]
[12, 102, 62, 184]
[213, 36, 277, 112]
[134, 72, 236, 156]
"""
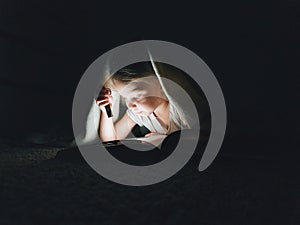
[114, 113, 137, 139]
[97, 88, 136, 141]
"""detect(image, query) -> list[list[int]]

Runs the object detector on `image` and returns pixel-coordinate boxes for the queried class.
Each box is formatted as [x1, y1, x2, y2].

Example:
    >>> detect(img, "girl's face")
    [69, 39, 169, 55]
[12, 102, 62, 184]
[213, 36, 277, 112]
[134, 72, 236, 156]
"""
[114, 77, 168, 116]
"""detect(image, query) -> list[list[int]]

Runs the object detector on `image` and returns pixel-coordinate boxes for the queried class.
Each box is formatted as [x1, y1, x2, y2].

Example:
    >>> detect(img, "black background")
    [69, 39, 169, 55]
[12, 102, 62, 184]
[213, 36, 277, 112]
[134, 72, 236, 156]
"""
[0, 0, 299, 224]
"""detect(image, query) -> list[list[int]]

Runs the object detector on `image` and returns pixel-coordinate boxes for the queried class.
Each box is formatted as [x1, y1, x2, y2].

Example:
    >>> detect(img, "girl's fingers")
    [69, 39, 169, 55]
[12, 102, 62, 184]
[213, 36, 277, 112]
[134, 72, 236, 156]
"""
[97, 94, 112, 101]
[100, 88, 111, 95]
[96, 89, 113, 108]
[96, 97, 108, 103]
[97, 96, 113, 104]
[96, 99, 109, 106]
[108, 95, 113, 104]
[145, 132, 158, 137]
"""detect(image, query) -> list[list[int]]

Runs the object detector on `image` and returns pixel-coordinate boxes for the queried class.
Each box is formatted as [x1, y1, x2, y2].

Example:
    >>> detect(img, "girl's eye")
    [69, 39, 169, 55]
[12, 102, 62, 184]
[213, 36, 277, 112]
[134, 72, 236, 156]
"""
[131, 97, 139, 103]
[124, 97, 137, 106]
[123, 94, 143, 105]
[135, 94, 144, 100]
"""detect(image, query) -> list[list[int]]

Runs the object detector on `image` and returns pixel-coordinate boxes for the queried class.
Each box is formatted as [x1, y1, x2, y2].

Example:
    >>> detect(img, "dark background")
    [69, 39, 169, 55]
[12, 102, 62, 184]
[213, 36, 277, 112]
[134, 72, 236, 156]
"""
[0, 0, 299, 224]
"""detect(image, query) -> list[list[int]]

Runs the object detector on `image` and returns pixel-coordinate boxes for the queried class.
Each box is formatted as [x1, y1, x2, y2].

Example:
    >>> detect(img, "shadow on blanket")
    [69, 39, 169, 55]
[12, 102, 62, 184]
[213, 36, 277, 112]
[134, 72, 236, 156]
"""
[55, 129, 207, 166]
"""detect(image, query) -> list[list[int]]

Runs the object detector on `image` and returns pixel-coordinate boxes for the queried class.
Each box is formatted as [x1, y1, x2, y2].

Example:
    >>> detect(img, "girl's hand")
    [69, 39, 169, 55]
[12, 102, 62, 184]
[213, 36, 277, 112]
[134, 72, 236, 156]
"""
[144, 132, 159, 137]
[96, 88, 113, 113]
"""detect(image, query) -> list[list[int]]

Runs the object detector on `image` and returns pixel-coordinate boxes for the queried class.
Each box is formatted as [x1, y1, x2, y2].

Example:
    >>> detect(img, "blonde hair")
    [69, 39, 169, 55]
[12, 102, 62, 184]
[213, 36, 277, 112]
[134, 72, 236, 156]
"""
[105, 68, 155, 90]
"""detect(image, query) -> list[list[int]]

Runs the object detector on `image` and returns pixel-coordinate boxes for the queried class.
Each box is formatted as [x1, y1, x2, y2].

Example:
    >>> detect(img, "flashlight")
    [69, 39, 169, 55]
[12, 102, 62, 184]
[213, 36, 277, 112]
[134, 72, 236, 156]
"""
[104, 88, 113, 118]
[105, 104, 113, 118]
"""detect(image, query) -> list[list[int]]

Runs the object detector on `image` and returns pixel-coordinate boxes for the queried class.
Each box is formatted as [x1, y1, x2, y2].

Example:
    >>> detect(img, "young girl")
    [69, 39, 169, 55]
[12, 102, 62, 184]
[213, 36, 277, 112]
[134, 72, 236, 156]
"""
[96, 68, 188, 142]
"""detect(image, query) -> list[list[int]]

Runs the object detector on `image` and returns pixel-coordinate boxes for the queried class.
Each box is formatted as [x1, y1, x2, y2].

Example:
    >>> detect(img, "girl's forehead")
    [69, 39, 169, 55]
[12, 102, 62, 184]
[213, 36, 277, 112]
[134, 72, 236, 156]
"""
[117, 77, 160, 96]
[119, 84, 149, 98]
[117, 82, 140, 95]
